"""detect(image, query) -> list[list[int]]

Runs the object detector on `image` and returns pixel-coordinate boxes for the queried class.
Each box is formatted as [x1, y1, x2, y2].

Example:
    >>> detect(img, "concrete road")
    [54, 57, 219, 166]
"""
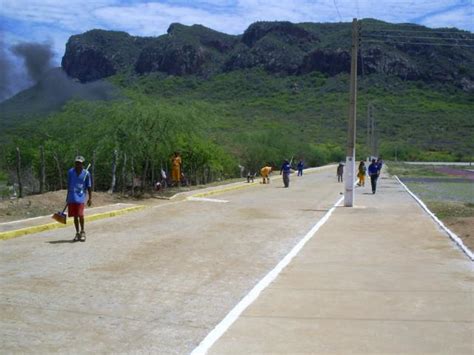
[209, 175, 474, 354]
[1, 166, 344, 353]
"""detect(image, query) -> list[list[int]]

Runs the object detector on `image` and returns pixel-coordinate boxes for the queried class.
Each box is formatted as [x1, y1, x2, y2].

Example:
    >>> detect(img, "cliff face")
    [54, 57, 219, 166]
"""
[61, 21, 474, 91]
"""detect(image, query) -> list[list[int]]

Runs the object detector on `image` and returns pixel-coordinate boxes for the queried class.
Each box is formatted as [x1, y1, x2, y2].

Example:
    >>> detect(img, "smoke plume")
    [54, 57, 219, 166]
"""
[11, 42, 54, 82]
[1, 41, 118, 106]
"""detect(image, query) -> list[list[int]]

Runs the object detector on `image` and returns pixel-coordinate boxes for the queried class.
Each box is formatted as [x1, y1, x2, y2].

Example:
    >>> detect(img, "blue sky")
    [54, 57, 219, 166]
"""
[1, 0, 472, 64]
[0, 0, 472, 100]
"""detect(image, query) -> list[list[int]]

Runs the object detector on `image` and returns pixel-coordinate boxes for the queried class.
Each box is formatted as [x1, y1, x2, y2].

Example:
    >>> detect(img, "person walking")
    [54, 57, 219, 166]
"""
[337, 162, 344, 182]
[67, 156, 92, 242]
[171, 152, 182, 187]
[297, 160, 304, 176]
[368, 158, 379, 194]
[280, 160, 291, 188]
[357, 160, 366, 186]
[260, 166, 272, 184]
[376, 158, 383, 175]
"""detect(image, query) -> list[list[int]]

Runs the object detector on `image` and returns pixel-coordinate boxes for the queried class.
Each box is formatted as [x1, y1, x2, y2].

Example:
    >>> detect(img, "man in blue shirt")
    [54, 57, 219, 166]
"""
[280, 159, 291, 188]
[67, 156, 92, 242]
[297, 160, 304, 176]
[368, 158, 379, 194]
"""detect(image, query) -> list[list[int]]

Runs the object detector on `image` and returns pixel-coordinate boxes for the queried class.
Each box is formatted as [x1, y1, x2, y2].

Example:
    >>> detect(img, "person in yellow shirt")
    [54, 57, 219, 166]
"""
[357, 160, 366, 187]
[260, 166, 272, 184]
[171, 152, 182, 186]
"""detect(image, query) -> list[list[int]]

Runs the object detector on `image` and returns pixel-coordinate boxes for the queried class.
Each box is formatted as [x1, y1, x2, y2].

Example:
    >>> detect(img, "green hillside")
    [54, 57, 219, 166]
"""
[0, 20, 473, 195]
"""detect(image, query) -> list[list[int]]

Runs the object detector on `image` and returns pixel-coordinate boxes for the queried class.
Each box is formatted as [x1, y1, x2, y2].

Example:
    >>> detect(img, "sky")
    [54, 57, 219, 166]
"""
[0, 0, 473, 99]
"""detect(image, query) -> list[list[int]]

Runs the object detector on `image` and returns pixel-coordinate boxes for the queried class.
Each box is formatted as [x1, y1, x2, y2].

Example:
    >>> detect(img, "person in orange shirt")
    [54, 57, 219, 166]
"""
[260, 165, 272, 184]
[171, 152, 182, 186]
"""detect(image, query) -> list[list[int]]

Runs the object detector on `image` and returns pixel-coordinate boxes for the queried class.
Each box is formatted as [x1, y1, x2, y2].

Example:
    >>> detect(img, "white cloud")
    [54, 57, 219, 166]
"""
[1, 0, 472, 55]
[420, 6, 474, 31]
[93, 2, 245, 35]
[1, 0, 117, 31]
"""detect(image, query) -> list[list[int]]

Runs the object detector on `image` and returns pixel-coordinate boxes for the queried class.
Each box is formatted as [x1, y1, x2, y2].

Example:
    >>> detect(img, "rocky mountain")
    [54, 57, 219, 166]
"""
[61, 20, 474, 91]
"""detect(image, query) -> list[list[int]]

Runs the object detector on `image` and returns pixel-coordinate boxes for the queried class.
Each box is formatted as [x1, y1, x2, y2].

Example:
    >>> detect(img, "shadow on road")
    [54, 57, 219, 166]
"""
[47, 240, 76, 244]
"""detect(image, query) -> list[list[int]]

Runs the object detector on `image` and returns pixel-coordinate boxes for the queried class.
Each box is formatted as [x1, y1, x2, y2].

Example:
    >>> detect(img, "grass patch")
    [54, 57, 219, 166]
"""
[387, 162, 447, 177]
[426, 201, 474, 219]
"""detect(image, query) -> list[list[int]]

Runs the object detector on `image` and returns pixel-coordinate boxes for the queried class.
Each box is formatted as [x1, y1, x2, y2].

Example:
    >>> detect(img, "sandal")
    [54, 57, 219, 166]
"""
[79, 231, 86, 242]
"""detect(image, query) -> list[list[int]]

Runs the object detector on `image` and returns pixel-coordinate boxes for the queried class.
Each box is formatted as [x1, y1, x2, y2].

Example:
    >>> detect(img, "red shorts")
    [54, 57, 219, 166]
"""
[68, 203, 85, 217]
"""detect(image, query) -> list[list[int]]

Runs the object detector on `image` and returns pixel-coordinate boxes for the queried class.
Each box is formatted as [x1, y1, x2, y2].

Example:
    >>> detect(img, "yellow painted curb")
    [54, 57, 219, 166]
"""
[190, 166, 334, 198]
[0, 205, 145, 241]
[191, 182, 260, 198]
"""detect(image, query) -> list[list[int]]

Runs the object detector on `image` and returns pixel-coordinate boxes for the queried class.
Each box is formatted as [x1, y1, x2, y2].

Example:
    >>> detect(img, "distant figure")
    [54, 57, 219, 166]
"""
[180, 172, 188, 187]
[376, 158, 383, 176]
[368, 159, 379, 194]
[247, 172, 255, 183]
[171, 152, 182, 187]
[297, 160, 304, 176]
[67, 156, 92, 242]
[260, 166, 272, 184]
[238, 164, 245, 178]
[161, 169, 168, 187]
[337, 163, 344, 182]
[280, 160, 291, 188]
[357, 161, 366, 187]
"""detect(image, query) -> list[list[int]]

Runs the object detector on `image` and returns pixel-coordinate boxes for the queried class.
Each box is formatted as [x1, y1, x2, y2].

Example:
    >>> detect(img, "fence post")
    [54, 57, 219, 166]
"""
[122, 152, 127, 195]
[131, 156, 135, 196]
[91, 150, 96, 192]
[40, 145, 46, 194]
[108, 149, 118, 194]
[53, 152, 63, 190]
[16, 147, 23, 198]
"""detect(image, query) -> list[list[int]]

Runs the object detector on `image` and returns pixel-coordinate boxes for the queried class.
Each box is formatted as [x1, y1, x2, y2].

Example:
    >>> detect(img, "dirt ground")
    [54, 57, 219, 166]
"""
[0, 183, 222, 223]
[443, 217, 474, 252]
[0, 190, 141, 223]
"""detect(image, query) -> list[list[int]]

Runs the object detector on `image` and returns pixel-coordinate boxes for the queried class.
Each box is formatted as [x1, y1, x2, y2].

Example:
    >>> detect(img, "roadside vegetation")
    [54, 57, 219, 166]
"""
[1, 67, 472, 198]
[387, 162, 474, 251]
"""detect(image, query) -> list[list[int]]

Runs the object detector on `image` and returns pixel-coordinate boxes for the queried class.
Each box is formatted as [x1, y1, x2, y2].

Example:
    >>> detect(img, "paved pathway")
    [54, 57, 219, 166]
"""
[1, 167, 472, 354]
[208, 175, 473, 354]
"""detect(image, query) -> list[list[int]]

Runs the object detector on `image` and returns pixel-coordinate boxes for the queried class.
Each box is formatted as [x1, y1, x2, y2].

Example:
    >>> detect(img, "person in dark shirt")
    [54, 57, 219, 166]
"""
[337, 163, 344, 182]
[297, 160, 304, 176]
[368, 159, 379, 194]
[376, 158, 383, 176]
[280, 160, 291, 188]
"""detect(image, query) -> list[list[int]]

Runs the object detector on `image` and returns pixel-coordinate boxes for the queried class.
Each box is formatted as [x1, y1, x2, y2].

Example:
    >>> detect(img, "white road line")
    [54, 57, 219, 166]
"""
[186, 197, 229, 203]
[190, 195, 344, 355]
[395, 176, 473, 261]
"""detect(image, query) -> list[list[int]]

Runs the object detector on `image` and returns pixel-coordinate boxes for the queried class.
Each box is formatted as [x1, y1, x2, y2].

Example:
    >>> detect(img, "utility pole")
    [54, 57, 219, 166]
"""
[344, 18, 359, 207]
[367, 103, 371, 158]
[371, 111, 375, 157]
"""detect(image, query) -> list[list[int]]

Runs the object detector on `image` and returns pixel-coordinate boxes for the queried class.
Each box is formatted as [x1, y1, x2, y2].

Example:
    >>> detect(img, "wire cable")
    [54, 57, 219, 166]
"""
[364, 39, 474, 48]
[333, 0, 343, 21]
[363, 34, 474, 41]
[361, 28, 474, 35]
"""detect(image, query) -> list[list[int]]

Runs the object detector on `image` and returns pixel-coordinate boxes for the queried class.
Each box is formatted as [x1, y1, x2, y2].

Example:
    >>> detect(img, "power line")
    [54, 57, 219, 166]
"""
[363, 34, 474, 41]
[364, 39, 474, 48]
[359, 22, 365, 77]
[333, 0, 343, 21]
[361, 28, 474, 36]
